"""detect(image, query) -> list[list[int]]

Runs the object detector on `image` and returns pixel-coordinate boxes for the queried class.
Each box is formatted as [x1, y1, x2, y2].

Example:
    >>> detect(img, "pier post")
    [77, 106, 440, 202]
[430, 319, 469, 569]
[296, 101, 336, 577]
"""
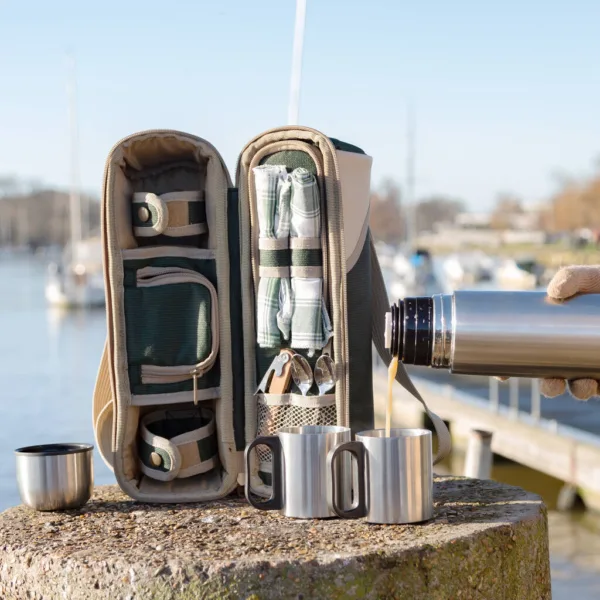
[531, 378, 541, 421]
[489, 376, 499, 412]
[509, 377, 519, 416]
[464, 429, 494, 479]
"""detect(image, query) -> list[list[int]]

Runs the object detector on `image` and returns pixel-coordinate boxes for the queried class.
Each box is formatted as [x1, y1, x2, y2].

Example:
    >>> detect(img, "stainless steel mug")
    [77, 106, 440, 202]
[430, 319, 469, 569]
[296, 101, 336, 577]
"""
[15, 443, 94, 511]
[245, 425, 362, 519]
[330, 428, 433, 524]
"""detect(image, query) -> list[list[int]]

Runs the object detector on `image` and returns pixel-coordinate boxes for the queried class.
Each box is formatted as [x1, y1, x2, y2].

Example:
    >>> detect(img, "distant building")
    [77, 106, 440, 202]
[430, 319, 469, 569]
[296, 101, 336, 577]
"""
[454, 213, 492, 230]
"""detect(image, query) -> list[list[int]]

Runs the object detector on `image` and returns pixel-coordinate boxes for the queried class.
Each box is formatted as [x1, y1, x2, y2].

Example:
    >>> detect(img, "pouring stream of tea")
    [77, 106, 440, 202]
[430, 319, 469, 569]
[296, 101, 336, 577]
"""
[386, 356, 399, 437]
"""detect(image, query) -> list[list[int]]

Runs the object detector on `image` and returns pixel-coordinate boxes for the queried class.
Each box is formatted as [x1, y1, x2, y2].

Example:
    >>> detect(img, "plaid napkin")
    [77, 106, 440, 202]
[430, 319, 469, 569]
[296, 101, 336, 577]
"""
[290, 168, 321, 238]
[289, 168, 333, 355]
[254, 165, 292, 348]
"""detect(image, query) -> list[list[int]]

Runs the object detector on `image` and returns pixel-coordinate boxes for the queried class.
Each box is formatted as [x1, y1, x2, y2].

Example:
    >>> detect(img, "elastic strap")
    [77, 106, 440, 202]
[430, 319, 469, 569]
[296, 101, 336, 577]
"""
[132, 191, 207, 238]
[139, 407, 219, 481]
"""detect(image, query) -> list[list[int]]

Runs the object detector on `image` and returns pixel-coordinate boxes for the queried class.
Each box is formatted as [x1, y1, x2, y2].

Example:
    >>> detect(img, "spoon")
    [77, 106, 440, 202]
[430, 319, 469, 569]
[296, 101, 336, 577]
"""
[315, 355, 336, 395]
[290, 354, 313, 396]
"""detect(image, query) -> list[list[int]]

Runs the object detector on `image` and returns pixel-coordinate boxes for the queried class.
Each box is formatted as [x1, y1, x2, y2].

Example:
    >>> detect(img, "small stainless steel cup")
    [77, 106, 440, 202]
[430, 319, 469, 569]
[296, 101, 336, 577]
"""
[245, 425, 359, 519]
[330, 428, 433, 524]
[15, 443, 94, 511]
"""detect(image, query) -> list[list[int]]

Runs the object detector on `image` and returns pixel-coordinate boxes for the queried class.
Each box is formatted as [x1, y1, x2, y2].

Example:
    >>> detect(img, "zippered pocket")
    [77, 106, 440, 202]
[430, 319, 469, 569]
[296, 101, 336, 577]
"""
[124, 260, 220, 402]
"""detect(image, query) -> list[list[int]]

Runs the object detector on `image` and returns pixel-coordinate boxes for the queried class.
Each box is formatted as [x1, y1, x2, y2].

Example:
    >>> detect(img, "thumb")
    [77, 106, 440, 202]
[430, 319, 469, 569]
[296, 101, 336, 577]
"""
[547, 265, 600, 299]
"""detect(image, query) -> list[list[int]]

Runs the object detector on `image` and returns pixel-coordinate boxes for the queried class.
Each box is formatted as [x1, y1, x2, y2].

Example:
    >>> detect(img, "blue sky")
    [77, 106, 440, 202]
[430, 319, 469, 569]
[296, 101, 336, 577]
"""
[1, 0, 600, 210]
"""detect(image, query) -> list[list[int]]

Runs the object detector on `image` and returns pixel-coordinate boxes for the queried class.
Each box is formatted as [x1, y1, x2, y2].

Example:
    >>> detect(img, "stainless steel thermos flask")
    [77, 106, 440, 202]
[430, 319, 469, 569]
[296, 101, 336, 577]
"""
[384, 290, 600, 380]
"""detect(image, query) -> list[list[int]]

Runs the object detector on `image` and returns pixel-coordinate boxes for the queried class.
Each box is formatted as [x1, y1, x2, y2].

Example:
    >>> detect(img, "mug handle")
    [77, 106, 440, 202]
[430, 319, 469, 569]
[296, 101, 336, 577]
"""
[328, 441, 366, 519]
[244, 436, 284, 511]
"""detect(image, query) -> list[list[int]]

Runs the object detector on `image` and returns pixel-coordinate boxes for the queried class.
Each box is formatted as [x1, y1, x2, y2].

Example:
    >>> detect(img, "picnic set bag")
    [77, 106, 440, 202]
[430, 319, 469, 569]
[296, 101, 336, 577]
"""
[92, 126, 451, 503]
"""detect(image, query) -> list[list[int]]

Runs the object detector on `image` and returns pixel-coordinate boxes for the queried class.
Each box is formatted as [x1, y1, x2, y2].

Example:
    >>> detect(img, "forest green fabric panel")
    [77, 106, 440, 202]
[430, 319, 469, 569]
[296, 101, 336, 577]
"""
[123, 256, 220, 395]
[128, 364, 220, 396]
[125, 282, 212, 367]
[347, 232, 374, 433]
[329, 138, 366, 155]
[150, 412, 213, 439]
[261, 151, 317, 174]
[197, 433, 218, 463]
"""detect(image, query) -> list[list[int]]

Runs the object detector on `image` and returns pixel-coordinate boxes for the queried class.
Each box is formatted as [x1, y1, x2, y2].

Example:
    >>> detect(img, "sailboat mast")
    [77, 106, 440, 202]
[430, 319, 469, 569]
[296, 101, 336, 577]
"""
[66, 53, 83, 251]
[405, 103, 417, 249]
[288, 0, 307, 125]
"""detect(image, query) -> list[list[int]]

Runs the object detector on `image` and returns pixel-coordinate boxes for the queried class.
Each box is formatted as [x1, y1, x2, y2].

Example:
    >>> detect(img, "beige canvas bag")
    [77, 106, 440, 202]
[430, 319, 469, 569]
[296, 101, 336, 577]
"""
[93, 126, 451, 503]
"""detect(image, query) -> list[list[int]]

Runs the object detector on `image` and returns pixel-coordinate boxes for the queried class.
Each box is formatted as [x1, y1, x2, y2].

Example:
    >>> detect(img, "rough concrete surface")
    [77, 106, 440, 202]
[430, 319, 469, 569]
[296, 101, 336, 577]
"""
[0, 476, 550, 600]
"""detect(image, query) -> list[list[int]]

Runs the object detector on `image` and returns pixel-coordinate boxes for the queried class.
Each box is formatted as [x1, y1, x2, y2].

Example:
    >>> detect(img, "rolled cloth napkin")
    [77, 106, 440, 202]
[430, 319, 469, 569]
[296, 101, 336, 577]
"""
[254, 165, 292, 347]
[289, 167, 333, 355]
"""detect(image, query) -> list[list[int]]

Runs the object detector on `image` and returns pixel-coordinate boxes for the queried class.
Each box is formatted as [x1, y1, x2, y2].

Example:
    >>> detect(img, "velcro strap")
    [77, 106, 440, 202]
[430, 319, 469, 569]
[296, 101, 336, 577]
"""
[290, 265, 323, 278]
[259, 248, 290, 268]
[290, 246, 323, 278]
[258, 238, 289, 251]
[259, 265, 290, 278]
[139, 407, 219, 481]
[289, 237, 321, 250]
[132, 191, 207, 238]
[291, 247, 322, 267]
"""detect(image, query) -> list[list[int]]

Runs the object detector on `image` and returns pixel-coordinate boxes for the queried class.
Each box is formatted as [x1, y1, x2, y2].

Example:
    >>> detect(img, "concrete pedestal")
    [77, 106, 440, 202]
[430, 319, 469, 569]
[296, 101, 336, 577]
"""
[0, 476, 550, 600]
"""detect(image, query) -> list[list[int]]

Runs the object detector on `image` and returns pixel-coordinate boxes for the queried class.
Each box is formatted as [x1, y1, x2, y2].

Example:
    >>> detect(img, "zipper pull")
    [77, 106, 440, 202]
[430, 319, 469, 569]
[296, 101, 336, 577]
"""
[191, 367, 200, 405]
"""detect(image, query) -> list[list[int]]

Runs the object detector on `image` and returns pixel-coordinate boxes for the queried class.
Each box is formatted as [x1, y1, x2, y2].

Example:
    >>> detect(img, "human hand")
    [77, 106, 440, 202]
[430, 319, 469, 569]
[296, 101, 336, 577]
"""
[540, 265, 600, 400]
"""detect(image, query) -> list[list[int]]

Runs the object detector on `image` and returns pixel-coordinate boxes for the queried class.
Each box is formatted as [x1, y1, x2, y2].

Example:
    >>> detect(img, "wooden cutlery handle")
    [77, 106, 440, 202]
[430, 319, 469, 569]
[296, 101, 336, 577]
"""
[268, 350, 295, 394]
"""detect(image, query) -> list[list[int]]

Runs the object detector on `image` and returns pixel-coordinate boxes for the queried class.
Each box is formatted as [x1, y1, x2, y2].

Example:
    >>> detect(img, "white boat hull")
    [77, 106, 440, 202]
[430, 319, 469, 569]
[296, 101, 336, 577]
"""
[45, 276, 105, 309]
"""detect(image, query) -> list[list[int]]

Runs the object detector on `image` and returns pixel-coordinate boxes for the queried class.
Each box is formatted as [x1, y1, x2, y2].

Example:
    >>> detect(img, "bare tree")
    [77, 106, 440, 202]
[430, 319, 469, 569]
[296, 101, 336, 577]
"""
[490, 194, 524, 230]
[369, 180, 404, 244]
[0, 176, 100, 247]
[415, 196, 465, 232]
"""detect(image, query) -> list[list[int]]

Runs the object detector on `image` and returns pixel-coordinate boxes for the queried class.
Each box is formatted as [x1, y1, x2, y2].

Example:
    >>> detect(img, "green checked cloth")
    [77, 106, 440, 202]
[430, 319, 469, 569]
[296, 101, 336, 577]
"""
[289, 168, 333, 355]
[254, 165, 292, 348]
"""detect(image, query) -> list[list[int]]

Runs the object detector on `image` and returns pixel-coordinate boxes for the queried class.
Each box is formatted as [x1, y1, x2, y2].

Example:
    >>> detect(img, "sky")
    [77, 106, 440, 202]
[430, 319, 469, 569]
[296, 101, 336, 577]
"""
[1, 0, 600, 211]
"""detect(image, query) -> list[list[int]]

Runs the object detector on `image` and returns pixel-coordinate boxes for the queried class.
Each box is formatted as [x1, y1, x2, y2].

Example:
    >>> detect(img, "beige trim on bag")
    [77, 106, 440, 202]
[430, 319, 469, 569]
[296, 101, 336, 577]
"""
[259, 266, 290, 278]
[290, 266, 323, 278]
[131, 387, 220, 406]
[122, 247, 216, 260]
[258, 238, 289, 251]
[92, 342, 115, 470]
[289, 237, 321, 250]
[256, 392, 335, 408]
[102, 130, 238, 503]
[335, 150, 373, 272]
[236, 127, 348, 491]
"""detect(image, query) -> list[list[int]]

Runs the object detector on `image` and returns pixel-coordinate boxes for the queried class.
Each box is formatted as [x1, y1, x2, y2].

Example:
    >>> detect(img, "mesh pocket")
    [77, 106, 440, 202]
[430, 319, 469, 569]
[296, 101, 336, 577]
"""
[255, 394, 337, 465]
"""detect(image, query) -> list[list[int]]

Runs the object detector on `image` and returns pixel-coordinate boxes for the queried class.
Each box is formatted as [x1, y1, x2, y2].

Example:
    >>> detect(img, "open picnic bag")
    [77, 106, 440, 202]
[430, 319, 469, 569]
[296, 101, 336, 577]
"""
[93, 126, 451, 503]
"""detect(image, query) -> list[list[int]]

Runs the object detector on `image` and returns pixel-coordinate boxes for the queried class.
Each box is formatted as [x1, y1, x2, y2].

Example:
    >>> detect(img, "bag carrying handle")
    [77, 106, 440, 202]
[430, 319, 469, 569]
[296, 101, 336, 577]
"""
[370, 238, 452, 465]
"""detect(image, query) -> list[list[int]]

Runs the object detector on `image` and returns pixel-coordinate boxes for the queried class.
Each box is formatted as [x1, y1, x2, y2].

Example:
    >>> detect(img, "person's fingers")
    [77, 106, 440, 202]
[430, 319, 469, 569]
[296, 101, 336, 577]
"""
[568, 379, 599, 401]
[540, 378, 567, 398]
[547, 265, 600, 299]
[495, 376, 509, 382]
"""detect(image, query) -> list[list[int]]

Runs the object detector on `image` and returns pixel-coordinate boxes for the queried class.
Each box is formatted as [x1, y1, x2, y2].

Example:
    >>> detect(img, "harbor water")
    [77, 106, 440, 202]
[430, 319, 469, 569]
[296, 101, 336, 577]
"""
[1, 253, 599, 597]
